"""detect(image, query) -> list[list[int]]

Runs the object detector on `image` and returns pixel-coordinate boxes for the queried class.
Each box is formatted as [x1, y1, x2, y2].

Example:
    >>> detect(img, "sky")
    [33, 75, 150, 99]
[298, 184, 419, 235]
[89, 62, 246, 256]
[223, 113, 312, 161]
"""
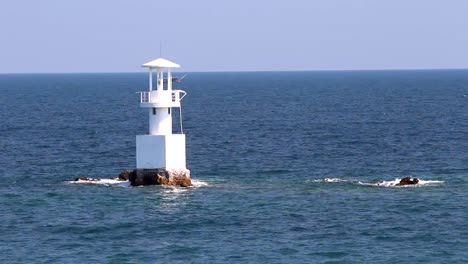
[1, 0, 468, 73]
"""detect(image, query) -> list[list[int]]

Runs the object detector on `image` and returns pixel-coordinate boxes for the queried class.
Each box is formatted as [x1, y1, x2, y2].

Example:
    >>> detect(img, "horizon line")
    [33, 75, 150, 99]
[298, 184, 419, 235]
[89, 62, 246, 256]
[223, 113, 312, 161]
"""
[1, 67, 468, 75]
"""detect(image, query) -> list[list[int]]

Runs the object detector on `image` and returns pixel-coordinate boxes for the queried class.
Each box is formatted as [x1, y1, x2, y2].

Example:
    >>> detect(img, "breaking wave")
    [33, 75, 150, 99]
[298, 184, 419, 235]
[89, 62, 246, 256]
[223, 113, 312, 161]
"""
[310, 178, 348, 183]
[68, 178, 131, 187]
[191, 179, 210, 187]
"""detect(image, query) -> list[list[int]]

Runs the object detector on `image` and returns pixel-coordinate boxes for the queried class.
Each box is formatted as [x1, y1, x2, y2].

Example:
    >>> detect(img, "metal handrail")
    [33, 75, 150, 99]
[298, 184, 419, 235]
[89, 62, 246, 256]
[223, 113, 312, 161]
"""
[137, 90, 186, 104]
[137, 91, 151, 103]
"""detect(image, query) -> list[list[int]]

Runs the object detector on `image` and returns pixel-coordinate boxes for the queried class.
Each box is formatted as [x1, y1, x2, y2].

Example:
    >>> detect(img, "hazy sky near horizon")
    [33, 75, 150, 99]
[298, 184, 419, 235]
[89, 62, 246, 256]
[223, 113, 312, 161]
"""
[1, 0, 467, 73]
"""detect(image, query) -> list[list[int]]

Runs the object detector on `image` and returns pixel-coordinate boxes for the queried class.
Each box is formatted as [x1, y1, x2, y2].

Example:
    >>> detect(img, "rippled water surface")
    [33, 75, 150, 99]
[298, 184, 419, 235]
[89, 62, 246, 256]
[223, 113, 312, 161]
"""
[0, 71, 467, 263]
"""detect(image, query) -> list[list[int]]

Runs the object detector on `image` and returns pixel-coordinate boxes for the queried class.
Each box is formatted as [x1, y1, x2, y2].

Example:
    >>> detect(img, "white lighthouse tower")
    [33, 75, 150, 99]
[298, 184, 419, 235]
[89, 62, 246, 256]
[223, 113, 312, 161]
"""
[136, 58, 189, 180]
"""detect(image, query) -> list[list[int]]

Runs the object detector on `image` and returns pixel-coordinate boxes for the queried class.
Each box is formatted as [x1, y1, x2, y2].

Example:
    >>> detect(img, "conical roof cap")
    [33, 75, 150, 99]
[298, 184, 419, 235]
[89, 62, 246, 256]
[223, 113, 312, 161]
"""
[142, 58, 180, 68]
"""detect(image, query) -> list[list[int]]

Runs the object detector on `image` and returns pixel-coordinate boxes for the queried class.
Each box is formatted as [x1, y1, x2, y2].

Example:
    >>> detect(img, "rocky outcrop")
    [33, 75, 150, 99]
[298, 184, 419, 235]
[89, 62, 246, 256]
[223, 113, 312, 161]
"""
[117, 170, 132, 181]
[128, 168, 191, 187]
[396, 176, 419, 186]
[168, 170, 192, 187]
[72, 169, 191, 187]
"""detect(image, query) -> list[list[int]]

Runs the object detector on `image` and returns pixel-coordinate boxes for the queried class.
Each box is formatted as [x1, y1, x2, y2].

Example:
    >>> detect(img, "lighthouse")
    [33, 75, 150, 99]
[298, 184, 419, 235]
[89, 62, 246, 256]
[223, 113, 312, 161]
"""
[133, 57, 191, 186]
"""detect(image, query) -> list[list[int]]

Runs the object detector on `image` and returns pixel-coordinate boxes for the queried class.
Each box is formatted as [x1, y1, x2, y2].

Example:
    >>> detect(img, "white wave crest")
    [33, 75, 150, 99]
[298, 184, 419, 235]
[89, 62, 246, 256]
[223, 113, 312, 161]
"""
[190, 179, 210, 187]
[68, 179, 131, 187]
[309, 178, 349, 183]
[413, 179, 445, 185]
[162, 185, 188, 194]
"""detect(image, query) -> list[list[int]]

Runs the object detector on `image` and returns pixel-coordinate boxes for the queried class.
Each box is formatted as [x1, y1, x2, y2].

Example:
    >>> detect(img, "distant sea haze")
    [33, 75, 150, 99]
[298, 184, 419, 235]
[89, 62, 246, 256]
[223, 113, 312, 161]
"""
[0, 70, 466, 263]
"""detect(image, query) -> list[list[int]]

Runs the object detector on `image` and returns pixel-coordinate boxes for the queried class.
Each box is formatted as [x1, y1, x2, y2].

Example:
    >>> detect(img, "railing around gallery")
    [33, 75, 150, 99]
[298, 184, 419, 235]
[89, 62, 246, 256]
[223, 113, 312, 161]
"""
[138, 90, 186, 104]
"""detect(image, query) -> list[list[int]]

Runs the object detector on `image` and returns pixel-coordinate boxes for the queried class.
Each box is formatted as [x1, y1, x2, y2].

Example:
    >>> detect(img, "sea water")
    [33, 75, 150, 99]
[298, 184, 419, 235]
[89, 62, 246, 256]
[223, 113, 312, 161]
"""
[0, 70, 467, 263]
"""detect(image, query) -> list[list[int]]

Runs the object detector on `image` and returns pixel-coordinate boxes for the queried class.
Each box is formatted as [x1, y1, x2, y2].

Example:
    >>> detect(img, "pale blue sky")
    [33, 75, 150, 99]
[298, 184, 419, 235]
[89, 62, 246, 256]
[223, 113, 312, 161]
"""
[1, 0, 467, 73]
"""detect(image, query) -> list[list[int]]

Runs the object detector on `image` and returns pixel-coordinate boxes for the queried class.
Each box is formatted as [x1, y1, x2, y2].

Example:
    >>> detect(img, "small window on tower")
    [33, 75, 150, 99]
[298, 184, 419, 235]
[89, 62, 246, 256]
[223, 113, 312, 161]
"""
[153, 108, 157, 115]
[168, 108, 171, 114]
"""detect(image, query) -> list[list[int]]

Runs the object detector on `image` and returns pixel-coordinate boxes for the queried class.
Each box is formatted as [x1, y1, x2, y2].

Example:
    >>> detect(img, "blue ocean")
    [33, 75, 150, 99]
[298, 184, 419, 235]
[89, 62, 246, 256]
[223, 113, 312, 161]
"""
[0, 70, 467, 263]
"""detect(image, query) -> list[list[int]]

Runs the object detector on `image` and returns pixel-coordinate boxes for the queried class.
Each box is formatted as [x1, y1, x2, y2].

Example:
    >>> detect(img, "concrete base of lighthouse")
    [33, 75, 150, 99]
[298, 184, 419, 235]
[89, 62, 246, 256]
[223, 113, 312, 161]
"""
[136, 134, 187, 169]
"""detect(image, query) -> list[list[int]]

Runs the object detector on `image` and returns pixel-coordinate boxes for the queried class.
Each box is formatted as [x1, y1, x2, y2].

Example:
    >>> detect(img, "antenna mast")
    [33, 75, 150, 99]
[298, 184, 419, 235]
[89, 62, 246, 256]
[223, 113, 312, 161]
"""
[159, 41, 162, 57]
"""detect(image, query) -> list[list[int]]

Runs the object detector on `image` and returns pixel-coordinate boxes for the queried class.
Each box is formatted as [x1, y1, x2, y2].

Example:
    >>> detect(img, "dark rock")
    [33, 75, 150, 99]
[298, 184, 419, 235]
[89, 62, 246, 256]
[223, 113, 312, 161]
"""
[129, 169, 169, 186]
[128, 169, 191, 187]
[396, 176, 419, 186]
[398, 176, 412, 185]
[117, 170, 132, 181]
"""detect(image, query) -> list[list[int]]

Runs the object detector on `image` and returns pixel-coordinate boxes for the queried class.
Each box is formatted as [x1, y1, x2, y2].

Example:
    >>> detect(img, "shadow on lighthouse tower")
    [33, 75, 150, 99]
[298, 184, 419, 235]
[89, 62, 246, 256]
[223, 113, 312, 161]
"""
[128, 58, 191, 187]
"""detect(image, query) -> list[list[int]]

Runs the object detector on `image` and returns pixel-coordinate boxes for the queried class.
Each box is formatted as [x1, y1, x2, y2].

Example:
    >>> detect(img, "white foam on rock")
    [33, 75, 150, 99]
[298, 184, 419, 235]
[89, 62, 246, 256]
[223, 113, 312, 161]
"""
[360, 178, 444, 187]
[308, 177, 444, 187]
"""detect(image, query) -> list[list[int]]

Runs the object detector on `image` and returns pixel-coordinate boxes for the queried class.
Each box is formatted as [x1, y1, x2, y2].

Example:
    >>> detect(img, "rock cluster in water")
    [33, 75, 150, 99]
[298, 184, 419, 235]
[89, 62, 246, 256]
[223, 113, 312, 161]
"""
[126, 169, 191, 187]
[73, 168, 191, 187]
[396, 176, 419, 186]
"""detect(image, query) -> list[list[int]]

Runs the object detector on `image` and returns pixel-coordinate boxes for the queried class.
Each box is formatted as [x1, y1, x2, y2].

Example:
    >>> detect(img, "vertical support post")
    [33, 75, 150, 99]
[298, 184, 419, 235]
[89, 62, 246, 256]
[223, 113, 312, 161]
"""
[156, 69, 161, 90]
[159, 69, 164, 90]
[149, 68, 153, 91]
[167, 69, 172, 90]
